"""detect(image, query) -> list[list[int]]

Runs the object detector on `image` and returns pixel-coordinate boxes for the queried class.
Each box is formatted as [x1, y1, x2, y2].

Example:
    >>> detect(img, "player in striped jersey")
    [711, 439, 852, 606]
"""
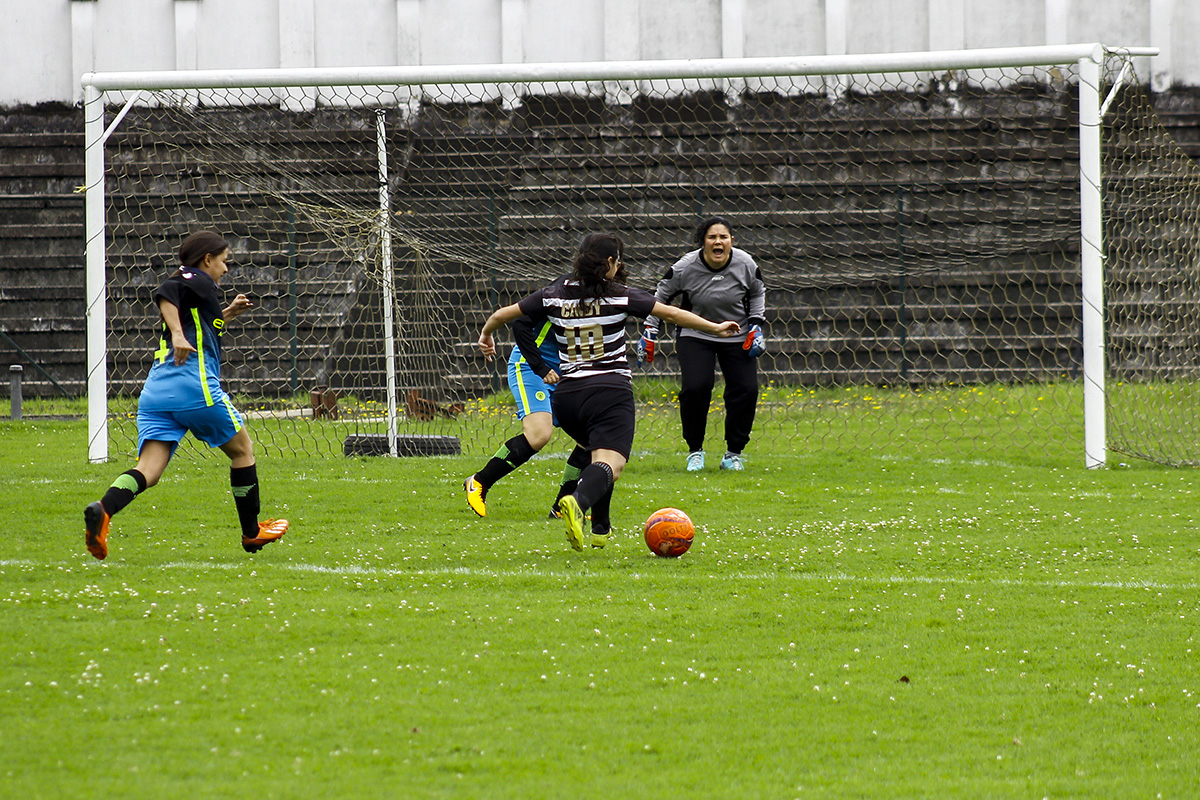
[82, 231, 288, 560]
[463, 313, 591, 519]
[477, 232, 741, 551]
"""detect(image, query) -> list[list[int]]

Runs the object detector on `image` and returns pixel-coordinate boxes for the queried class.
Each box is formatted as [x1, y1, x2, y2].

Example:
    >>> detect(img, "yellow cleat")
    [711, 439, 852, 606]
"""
[560, 495, 585, 551]
[464, 475, 487, 518]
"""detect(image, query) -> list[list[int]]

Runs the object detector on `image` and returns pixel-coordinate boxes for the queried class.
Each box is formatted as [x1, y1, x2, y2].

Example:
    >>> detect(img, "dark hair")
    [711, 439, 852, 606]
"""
[571, 232, 626, 298]
[178, 231, 230, 270]
[693, 216, 734, 248]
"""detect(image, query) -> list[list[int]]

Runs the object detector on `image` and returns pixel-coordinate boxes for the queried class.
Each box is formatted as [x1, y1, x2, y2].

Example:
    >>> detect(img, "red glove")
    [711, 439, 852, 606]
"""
[637, 327, 657, 365]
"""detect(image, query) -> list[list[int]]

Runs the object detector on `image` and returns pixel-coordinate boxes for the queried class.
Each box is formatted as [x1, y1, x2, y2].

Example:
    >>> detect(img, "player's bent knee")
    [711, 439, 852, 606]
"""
[220, 429, 255, 463]
[526, 429, 553, 450]
[522, 412, 555, 450]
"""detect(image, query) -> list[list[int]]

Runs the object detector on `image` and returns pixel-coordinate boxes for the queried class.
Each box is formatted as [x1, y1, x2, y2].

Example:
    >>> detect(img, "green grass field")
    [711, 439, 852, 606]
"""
[3, 408, 1200, 798]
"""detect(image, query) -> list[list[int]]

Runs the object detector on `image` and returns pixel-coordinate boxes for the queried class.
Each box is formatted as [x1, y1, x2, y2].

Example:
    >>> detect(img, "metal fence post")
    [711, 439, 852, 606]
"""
[9, 365, 23, 420]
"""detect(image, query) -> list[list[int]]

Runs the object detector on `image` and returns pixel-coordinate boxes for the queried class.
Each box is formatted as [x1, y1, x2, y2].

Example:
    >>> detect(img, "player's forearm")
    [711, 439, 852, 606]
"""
[748, 287, 767, 325]
[157, 300, 186, 338]
[653, 303, 725, 335]
[645, 274, 676, 332]
[481, 303, 523, 336]
[222, 294, 254, 320]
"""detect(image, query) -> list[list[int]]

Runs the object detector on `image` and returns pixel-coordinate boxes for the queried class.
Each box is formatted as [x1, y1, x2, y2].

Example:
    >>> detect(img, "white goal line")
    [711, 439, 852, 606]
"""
[2, 559, 1190, 593]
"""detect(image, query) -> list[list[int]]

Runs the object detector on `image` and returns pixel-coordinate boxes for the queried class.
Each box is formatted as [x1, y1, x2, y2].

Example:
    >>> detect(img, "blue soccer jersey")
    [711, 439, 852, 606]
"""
[508, 316, 560, 375]
[139, 268, 230, 411]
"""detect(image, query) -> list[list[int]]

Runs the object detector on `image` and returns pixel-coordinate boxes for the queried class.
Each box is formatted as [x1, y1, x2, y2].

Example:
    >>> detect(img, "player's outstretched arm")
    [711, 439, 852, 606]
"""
[651, 302, 740, 338]
[478, 303, 525, 359]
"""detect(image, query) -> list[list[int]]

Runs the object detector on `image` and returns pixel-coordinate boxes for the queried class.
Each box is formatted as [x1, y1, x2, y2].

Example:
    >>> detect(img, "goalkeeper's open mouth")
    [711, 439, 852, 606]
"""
[706, 242, 729, 266]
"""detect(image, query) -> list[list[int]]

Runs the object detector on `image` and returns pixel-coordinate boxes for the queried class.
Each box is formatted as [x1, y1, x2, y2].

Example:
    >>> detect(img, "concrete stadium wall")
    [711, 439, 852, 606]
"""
[2, 0, 1197, 108]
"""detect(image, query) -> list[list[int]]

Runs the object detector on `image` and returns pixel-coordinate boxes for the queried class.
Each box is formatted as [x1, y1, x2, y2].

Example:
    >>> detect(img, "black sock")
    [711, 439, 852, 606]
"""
[476, 434, 537, 487]
[590, 485, 613, 534]
[100, 469, 147, 517]
[230, 464, 261, 538]
[574, 462, 614, 514]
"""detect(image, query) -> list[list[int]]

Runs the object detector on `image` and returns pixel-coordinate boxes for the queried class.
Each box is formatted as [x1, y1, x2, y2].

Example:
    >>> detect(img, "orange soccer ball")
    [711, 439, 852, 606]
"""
[643, 507, 695, 558]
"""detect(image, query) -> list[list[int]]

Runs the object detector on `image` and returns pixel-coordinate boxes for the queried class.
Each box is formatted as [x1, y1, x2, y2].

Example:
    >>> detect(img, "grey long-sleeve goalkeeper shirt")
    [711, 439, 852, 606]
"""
[644, 247, 767, 343]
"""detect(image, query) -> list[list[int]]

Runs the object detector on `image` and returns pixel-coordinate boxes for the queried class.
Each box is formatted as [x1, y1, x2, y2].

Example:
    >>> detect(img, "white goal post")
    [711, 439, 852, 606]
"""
[82, 43, 1158, 466]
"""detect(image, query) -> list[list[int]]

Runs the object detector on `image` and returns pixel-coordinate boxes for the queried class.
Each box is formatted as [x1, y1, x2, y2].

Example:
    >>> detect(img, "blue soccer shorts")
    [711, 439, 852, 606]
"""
[507, 358, 555, 422]
[137, 395, 245, 455]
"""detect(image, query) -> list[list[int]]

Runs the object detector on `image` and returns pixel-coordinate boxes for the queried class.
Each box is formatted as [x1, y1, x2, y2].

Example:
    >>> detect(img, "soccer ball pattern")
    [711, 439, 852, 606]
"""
[643, 507, 695, 557]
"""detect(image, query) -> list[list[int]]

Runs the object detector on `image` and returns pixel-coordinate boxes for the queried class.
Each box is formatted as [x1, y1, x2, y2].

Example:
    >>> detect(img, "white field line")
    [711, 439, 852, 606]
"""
[2, 558, 1195, 592]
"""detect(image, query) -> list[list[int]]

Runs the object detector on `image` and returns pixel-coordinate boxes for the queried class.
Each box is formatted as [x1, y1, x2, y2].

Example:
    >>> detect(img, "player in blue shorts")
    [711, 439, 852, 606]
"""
[82, 231, 289, 560]
[463, 313, 591, 519]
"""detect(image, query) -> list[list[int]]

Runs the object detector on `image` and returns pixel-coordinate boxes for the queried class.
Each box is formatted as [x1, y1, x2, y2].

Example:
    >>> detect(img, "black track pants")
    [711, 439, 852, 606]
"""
[675, 335, 758, 454]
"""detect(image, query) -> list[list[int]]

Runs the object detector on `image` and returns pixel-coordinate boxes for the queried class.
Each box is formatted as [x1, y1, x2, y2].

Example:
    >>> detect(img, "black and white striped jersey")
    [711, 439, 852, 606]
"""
[518, 277, 657, 387]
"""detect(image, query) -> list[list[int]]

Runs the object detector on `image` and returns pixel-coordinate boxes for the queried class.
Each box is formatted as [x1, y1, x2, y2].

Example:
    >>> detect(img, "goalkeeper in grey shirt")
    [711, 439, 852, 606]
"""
[638, 216, 767, 472]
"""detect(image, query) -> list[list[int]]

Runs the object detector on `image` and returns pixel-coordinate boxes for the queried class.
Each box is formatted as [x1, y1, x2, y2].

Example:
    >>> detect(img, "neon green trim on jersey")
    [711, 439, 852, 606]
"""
[192, 308, 214, 407]
[154, 332, 169, 364]
[222, 396, 242, 433]
[512, 320, 553, 412]
[515, 320, 553, 367]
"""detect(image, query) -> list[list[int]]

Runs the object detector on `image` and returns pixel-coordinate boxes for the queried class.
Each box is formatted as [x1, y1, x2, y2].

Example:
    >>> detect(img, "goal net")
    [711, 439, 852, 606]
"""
[84, 45, 1196, 467]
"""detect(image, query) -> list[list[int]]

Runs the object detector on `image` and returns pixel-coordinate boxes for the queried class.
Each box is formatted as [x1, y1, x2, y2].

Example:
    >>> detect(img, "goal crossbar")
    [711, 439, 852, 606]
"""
[82, 44, 1155, 91]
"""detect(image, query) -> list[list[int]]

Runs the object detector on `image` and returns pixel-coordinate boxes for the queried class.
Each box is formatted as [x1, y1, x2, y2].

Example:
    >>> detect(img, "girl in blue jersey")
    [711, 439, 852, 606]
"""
[478, 232, 740, 551]
[463, 313, 591, 519]
[83, 231, 288, 560]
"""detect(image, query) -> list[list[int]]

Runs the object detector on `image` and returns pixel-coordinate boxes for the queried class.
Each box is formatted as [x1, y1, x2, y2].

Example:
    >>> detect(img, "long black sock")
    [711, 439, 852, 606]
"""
[476, 434, 537, 488]
[100, 469, 147, 517]
[230, 464, 261, 538]
[590, 485, 613, 534]
[573, 462, 614, 514]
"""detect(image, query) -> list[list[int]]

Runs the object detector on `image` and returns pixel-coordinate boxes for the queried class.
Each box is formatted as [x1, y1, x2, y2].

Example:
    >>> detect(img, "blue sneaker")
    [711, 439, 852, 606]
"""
[686, 451, 705, 472]
[719, 452, 745, 471]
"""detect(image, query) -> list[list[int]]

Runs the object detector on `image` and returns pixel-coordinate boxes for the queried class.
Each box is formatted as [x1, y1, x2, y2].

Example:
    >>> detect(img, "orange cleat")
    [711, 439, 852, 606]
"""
[84, 501, 110, 560]
[242, 518, 289, 553]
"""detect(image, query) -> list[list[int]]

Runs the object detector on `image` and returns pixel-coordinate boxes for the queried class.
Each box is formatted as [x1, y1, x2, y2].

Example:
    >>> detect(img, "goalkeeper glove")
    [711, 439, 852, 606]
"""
[742, 324, 764, 357]
[637, 327, 657, 365]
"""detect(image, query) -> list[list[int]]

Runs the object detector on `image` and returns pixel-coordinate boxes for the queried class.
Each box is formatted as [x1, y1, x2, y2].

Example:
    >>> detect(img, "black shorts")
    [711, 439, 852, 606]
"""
[551, 380, 637, 459]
